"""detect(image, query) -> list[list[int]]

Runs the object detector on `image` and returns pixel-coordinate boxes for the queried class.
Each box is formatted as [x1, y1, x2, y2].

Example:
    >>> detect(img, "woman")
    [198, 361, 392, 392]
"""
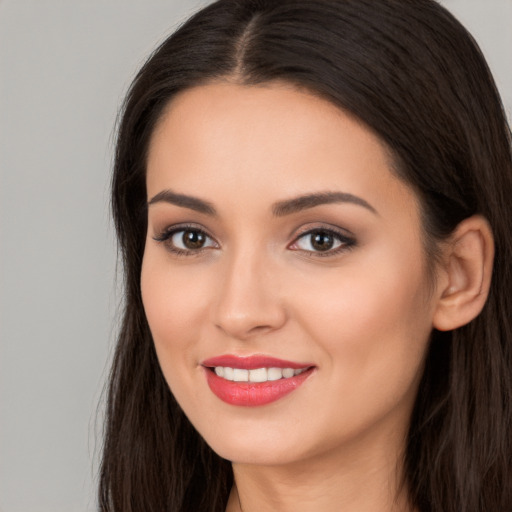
[99, 0, 512, 510]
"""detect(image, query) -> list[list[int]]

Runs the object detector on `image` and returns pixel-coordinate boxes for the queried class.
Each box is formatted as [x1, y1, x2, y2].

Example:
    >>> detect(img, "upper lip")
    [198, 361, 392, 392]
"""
[201, 354, 314, 370]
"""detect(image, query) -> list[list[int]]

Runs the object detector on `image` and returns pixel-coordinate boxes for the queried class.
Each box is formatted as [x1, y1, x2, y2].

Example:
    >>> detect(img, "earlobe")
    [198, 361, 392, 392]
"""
[432, 215, 494, 332]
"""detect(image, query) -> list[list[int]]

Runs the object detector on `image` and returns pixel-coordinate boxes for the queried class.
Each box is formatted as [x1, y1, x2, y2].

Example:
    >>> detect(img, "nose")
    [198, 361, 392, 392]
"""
[211, 249, 287, 340]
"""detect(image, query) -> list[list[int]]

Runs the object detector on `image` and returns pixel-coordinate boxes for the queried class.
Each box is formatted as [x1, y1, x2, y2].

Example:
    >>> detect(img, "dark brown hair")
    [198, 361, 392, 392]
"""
[100, 1, 512, 510]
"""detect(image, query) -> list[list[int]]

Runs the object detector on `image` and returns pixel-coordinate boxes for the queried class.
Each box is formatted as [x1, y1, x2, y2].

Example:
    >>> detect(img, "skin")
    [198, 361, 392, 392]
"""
[141, 81, 491, 512]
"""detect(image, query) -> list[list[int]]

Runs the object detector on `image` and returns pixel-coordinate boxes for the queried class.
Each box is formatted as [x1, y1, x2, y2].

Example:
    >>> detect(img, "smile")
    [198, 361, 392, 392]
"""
[201, 355, 315, 406]
[213, 366, 308, 382]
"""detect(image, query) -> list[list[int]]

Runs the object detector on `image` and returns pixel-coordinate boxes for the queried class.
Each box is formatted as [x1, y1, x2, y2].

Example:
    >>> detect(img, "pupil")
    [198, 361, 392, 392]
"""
[311, 232, 334, 251]
[183, 230, 205, 249]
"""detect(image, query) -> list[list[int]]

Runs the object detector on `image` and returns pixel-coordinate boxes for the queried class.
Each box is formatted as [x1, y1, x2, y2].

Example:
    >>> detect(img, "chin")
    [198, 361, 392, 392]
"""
[189, 410, 328, 467]
[209, 434, 307, 466]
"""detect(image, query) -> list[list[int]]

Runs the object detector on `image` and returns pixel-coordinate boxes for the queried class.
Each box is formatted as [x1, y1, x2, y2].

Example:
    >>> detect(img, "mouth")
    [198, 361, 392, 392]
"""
[201, 355, 315, 406]
[209, 365, 309, 382]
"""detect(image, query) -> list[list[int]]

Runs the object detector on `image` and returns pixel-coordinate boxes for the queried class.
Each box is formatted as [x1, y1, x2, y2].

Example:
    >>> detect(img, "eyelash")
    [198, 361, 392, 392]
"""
[153, 224, 216, 257]
[289, 227, 356, 257]
[153, 224, 356, 258]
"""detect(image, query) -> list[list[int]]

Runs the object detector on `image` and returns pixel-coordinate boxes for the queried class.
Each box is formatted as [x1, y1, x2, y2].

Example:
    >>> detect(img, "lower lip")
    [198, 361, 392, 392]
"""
[204, 367, 314, 406]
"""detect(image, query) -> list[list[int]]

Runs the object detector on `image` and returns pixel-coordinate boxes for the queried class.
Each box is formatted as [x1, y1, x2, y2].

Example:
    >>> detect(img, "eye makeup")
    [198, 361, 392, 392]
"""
[152, 221, 357, 259]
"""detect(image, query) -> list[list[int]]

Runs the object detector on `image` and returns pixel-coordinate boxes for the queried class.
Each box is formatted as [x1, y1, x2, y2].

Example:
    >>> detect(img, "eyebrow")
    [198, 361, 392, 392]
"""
[147, 190, 217, 216]
[147, 189, 377, 217]
[272, 191, 378, 216]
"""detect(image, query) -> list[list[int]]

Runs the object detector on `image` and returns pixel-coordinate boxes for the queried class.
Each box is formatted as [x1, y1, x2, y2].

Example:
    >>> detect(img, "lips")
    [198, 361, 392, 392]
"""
[201, 355, 315, 406]
[202, 354, 310, 370]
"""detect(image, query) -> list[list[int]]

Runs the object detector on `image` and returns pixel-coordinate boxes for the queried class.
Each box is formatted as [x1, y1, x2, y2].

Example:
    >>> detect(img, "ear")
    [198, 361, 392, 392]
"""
[432, 215, 494, 331]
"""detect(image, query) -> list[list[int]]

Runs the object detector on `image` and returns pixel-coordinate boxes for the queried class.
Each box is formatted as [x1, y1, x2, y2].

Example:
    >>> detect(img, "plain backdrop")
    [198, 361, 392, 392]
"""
[0, 1, 510, 511]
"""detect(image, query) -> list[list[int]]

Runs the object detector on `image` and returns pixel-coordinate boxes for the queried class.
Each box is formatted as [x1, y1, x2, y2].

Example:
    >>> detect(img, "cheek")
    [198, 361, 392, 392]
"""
[290, 245, 433, 403]
[140, 250, 212, 374]
[140, 251, 218, 421]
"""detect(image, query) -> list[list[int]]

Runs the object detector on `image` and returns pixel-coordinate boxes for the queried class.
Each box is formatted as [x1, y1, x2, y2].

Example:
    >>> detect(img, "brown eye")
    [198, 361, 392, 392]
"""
[310, 231, 335, 251]
[153, 227, 217, 254]
[290, 228, 355, 256]
[181, 230, 206, 249]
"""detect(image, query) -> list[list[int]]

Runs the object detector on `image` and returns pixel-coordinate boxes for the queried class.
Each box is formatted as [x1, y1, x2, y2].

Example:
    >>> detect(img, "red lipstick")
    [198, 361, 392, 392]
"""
[201, 355, 315, 406]
[202, 354, 310, 370]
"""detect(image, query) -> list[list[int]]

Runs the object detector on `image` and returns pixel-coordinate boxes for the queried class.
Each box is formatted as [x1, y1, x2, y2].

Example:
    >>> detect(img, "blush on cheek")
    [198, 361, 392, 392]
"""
[141, 260, 211, 389]
[300, 258, 430, 376]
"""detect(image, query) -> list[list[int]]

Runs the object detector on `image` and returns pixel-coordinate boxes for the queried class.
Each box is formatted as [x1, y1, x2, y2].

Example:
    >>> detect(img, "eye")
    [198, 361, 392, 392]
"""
[153, 226, 217, 255]
[289, 228, 355, 255]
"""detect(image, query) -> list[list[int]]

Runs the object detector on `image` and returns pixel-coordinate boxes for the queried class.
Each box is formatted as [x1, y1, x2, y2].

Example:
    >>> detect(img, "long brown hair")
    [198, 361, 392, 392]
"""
[99, 1, 512, 510]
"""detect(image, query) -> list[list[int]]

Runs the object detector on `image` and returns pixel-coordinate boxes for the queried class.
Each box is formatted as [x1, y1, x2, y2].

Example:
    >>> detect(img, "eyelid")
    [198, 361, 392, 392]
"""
[291, 222, 355, 239]
[288, 224, 356, 256]
[152, 223, 219, 255]
[151, 222, 355, 257]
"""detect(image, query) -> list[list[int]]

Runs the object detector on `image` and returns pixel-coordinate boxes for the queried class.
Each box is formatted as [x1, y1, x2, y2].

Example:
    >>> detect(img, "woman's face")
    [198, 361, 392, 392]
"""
[142, 82, 439, 467]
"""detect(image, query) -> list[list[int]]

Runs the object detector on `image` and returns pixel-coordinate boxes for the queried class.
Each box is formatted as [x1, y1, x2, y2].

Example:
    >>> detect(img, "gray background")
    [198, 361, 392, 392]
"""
[0, 1, 510, 511]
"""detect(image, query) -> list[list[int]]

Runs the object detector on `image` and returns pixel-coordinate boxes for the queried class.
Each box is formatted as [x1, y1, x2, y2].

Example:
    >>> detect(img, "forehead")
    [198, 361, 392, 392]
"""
[146, 81, 418, 220]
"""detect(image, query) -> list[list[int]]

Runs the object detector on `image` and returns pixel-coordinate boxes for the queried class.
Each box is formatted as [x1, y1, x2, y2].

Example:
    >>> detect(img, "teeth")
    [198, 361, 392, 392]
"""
[233, 369, 249, 382]
[249, 367, 267, 382]
[282, 368, 294, 378]
[212, 366, 309, 382]
[267, 367, 283, 381]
